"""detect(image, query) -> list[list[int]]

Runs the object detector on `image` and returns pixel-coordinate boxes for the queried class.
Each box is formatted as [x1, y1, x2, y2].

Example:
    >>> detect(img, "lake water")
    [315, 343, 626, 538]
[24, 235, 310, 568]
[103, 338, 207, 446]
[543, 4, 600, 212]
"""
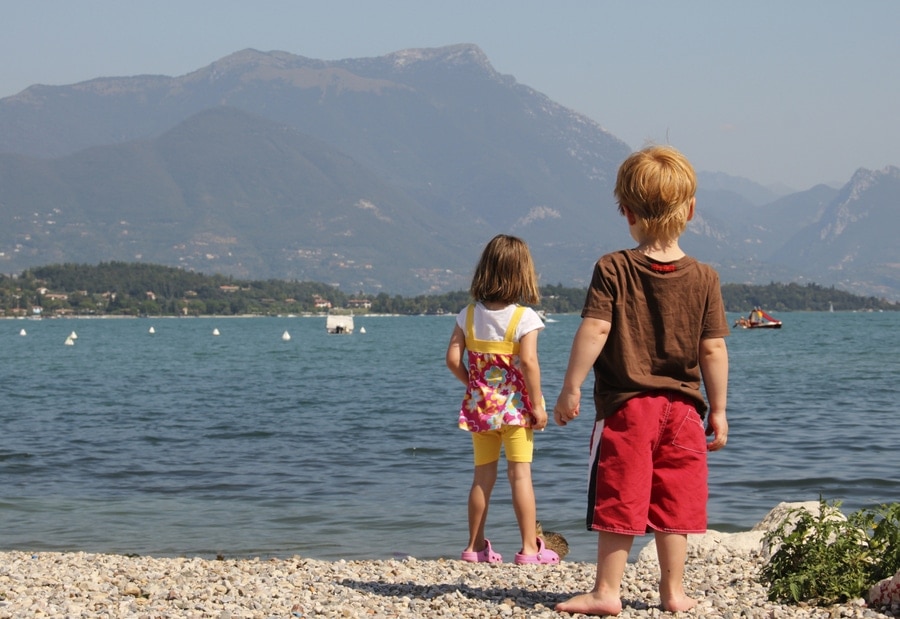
[1, 311, 897, 563]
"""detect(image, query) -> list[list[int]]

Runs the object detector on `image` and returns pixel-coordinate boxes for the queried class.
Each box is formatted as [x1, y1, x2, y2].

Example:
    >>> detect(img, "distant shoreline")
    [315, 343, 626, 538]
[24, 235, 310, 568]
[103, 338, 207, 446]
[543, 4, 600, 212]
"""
[2, 312, 449, 321]
[3, 308, 887, 322]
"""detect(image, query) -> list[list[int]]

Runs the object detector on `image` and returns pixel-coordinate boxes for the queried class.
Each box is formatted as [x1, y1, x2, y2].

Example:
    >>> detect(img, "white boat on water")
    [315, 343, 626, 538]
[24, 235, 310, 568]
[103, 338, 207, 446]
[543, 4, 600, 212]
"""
[326, 314, 354, 334]
[536, 310, 557, 323]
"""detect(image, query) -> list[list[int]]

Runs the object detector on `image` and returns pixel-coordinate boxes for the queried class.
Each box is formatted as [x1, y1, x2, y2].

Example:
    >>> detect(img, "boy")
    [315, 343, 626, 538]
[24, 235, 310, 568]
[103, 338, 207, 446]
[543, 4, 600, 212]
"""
[553, 145, 729, 615]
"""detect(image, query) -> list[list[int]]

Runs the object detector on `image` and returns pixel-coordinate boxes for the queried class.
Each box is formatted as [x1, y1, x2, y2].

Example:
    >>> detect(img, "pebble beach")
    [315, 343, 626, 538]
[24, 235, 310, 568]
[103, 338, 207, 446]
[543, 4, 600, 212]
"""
[1, 543, 894, 618]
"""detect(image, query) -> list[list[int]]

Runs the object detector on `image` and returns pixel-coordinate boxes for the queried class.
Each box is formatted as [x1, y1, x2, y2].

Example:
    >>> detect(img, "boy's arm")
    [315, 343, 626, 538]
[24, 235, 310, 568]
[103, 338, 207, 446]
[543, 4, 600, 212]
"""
[518, 329, 546, 430]
[445, 325, 469, 385]
[554, 317, 610, 426]
[699, 336, 729, 451]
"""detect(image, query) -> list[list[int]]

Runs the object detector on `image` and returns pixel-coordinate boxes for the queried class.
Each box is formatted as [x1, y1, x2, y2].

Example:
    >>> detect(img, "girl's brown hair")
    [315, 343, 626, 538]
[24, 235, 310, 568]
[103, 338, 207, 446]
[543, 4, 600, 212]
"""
[469, 234, 540, 305]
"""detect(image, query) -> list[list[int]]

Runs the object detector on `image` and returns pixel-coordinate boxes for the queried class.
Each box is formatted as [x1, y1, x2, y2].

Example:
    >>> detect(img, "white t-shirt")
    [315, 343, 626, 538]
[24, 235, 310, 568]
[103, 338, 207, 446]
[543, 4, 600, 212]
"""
[455, 302, 544, 343]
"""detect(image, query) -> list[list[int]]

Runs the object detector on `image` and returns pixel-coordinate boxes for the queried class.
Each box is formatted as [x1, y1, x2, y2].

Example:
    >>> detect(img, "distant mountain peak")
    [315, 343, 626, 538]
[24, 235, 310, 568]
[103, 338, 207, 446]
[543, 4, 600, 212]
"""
[181, 48, 404, 95]
[846, 165, 900, 193]
[198, 48, 316, 73]
[815, 165, 900, 241]
[837, 165, 900, 211]
[386, 43, 494, 72]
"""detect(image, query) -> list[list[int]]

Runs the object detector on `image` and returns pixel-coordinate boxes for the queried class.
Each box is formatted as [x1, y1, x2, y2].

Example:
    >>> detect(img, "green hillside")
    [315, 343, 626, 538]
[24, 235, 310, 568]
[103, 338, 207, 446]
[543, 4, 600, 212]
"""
[1, 263, 895, 318]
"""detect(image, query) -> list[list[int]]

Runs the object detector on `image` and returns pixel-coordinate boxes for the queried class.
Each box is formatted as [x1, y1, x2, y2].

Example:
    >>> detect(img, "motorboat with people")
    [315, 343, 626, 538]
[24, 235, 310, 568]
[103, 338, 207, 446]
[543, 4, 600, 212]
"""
[734, 308, 782, 329]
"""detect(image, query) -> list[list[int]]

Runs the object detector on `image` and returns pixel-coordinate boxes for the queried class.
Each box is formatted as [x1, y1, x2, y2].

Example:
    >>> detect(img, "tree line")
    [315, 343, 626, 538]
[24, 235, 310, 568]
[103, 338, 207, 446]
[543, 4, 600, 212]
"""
[0, 262, 895, 318]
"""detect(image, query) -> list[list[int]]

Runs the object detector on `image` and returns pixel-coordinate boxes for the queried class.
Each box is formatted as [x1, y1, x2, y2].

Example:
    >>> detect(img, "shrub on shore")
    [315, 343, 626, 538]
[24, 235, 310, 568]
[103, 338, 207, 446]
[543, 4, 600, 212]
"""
[760, 498, 900, 606]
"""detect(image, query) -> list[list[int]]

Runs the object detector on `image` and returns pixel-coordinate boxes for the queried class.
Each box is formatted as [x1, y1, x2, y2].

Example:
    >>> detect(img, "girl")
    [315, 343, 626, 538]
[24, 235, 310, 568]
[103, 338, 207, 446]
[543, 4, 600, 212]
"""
[446, 234, 559, 565]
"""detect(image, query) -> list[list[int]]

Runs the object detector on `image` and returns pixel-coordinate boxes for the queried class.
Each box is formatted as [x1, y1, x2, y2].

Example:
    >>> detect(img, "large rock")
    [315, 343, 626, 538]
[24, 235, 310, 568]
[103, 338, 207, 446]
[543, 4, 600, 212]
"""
[637, 501, 828, 565]
[750, 501, 828, 532]
[637, 529, 764, 564]
[869, 570, 900, 606]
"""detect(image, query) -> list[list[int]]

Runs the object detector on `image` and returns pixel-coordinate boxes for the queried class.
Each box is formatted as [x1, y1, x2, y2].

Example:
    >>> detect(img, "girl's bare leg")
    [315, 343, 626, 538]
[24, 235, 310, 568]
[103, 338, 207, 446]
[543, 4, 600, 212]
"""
[463, 461, 498, 552]
[655, 531, 697, 612]
[555, 531, 631, 616]
[507, 461, 538, 555]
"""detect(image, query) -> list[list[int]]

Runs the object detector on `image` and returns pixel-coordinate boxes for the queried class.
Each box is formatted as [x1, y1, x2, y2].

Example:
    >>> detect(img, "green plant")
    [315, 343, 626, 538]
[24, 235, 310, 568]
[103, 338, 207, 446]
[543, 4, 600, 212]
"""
[761, 499, 900, 606]
[760, 499, 876, 605]
[865, 502, 900, 582]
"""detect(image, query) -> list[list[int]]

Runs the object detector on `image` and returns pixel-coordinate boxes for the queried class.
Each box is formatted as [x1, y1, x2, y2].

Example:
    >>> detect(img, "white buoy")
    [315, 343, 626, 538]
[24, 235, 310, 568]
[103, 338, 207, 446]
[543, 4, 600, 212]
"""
[148, 326, 156, 334]
[359, 326, 367, 334]
[64, 336, 75, 346]
[212, 328, 220, 336]
[281, 330, 291, 341]
[69, 331, 78, 340]
[19, 328, 26, 336]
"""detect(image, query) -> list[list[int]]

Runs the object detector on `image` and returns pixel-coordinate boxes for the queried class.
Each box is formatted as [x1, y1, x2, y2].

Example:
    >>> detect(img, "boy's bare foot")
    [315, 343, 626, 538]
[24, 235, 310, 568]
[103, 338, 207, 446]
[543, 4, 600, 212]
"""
[555, 591, 622, 616]
[661, 593, 697, 613]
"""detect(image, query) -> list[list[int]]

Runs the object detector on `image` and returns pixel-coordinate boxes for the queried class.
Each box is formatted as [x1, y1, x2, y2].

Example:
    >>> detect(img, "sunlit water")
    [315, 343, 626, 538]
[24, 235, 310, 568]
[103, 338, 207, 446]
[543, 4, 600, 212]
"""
[1, 312, 897, 563]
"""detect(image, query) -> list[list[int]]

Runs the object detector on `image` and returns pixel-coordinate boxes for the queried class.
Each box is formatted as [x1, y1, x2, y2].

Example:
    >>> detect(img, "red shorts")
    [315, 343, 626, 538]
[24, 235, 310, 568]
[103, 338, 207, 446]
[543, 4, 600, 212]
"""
[587, 391, 708, 535]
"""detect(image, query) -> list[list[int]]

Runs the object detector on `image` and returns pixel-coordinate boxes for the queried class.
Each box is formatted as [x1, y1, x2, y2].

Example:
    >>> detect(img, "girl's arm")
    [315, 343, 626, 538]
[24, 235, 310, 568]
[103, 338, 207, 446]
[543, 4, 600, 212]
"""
[518, 328, 546, 430]
[445, 324, 469, 385]
[554, 317, 610, 426]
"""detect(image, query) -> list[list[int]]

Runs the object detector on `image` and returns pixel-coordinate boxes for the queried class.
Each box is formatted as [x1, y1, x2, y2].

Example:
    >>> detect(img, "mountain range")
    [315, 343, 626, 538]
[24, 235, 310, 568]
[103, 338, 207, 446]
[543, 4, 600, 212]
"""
[0, 44, 897, 298]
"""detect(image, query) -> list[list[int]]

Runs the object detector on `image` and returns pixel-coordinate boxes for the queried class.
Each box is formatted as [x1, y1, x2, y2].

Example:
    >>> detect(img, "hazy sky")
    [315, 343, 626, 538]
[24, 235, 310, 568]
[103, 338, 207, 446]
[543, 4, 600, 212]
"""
[2, 1, 897, 190]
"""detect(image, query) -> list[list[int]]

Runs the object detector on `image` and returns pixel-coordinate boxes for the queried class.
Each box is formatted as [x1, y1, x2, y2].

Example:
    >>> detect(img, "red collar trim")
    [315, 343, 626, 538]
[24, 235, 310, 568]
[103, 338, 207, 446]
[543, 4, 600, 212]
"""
[650, 263, 677, 272]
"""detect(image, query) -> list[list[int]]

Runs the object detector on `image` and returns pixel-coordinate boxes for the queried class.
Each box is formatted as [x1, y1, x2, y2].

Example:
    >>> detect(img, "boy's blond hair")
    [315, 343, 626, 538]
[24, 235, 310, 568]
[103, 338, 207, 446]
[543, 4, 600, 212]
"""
[614, 145, 697, 242]
[470, 234, 540, 305]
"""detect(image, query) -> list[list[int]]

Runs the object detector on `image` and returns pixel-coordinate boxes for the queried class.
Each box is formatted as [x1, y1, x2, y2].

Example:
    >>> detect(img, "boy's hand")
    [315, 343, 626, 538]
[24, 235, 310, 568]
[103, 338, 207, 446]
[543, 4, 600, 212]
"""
[553, 390, 581, 426]
[705, 410, 728, 451]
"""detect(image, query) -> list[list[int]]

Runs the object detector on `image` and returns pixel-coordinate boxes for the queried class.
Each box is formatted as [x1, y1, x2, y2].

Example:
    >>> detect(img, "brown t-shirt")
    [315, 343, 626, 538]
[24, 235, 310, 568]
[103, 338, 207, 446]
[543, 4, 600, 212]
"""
[581, 249, 730, 420]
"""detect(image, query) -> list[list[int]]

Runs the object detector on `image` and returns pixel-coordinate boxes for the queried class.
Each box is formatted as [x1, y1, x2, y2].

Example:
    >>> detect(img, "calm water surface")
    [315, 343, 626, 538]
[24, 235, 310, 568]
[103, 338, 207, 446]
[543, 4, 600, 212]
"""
[1, 312, 897, 563]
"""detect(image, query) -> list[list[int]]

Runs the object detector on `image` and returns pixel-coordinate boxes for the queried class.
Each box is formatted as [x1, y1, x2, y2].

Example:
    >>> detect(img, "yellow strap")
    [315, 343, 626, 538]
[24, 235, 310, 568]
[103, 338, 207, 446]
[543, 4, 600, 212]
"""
[503, 305, 526, 342]
[464, 304, 524, 355]
[465, 304, 476, 342]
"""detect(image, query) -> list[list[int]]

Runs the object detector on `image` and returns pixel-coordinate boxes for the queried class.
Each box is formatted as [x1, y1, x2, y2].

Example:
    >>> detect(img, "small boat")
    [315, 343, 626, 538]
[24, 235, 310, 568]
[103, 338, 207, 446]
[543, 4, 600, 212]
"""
[734, 308, 782, 329]
[326, 313, 354, 334]
[536, 310, 557, 324]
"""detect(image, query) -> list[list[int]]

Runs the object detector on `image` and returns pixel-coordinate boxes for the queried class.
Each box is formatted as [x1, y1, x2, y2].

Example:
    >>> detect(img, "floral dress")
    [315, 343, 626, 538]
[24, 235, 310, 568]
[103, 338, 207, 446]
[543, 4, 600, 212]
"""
[458, 303, 537, 432]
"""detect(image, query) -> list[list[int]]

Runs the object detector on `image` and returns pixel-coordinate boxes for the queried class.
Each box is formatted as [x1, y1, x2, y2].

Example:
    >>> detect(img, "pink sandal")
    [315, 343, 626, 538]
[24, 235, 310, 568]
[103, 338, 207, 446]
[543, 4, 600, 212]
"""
[460, 539, 503, 563]
[514, 537, 560, 565]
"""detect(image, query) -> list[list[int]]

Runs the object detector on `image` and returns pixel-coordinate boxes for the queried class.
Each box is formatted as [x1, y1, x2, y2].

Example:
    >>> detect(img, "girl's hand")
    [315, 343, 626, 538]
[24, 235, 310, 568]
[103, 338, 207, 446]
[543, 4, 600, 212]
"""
[531, 405, 548, 431]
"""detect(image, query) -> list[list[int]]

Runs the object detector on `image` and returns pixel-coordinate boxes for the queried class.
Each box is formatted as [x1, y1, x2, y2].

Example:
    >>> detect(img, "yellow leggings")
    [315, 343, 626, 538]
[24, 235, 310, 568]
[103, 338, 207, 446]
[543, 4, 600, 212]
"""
[471, 425, 534, 466]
